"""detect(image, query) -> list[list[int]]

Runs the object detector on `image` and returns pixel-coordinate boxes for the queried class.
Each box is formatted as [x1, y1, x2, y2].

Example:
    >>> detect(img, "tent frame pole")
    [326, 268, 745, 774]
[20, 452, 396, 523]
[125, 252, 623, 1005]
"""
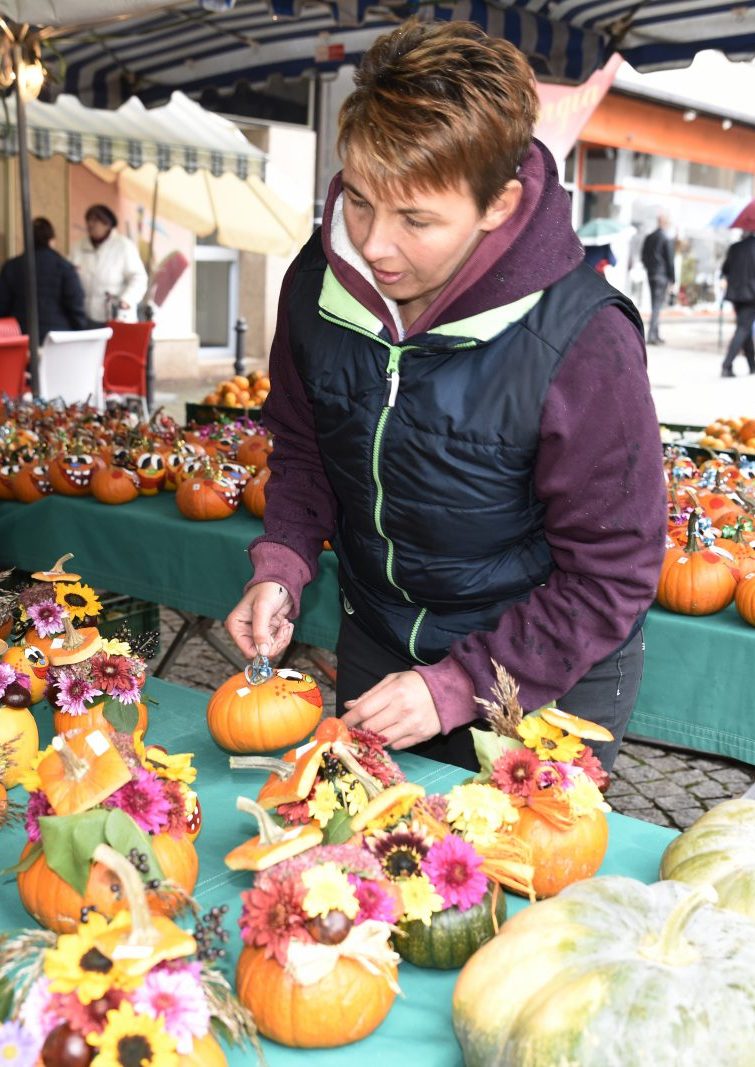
[13, 42, 40, 396]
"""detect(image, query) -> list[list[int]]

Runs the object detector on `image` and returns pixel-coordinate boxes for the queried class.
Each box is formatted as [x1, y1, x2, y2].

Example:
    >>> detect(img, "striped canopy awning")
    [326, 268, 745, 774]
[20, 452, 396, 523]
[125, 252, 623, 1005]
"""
[42, 0, 755, 100]
[0, 90, 265, 178]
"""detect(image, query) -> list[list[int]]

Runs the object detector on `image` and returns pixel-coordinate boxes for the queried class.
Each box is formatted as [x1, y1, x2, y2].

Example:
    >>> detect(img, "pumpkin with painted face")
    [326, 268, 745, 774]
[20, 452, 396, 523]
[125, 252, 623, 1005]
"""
[134, 451, 167, 494]
[2, 643, 49, 704]
[9, 462, 52, 503]
[176, 473, 241, 521]
[0, 461, 20, 500]
[207, 666, 323, 752]
[91, 464, 140, 505]
[47, 452, 97, 496]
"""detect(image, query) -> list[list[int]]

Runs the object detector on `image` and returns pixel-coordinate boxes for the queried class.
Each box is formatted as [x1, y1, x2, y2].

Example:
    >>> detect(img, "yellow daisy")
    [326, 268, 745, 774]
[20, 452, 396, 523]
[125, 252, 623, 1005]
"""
[400, 874, 444, 926]
[517, 716, 585, 762]
[568, 773, 611, 818]
[307, 780, 340, 827]
[55, 581, 102, 621]
[44, 912, 140, 1004]
[446, 783, 519, 846]
[301, 861, 359, 919]
[87, 1001, 179, 1067]
[100, 637, 133, 656]
[15, 744, 54, 793]
[145, 747, 197, 786]
[336, 774, 370, 816]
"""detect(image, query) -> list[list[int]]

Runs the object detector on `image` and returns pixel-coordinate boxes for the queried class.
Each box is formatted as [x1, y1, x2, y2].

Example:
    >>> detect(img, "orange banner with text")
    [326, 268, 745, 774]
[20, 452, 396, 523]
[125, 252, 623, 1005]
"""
[534, 54, 623, 162]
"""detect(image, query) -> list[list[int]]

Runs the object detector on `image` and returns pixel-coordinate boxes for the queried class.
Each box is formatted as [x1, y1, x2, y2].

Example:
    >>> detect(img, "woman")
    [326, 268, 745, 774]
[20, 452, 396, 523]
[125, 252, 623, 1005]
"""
[70, 204, 147, 324]
[225, 20, 667, 773]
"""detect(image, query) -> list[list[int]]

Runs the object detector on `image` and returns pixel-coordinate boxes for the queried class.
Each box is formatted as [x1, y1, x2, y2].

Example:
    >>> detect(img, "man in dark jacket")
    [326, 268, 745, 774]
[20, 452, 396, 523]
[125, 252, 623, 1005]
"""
[721, 232, 755, 377]
[641, 214, 675, 344]
[0, 217, 88, 341]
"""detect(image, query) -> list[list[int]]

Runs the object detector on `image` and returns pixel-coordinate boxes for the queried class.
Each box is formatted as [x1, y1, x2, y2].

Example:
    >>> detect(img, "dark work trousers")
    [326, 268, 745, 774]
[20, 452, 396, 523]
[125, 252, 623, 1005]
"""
[722, 302, 755, 374]
[335, 609, 645, 774]
[647, 277, 668, 343]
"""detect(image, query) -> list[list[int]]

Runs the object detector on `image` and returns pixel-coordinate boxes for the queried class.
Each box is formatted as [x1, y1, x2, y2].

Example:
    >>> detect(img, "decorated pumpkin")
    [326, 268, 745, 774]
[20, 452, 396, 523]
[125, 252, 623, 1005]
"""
[237, 434, 273, 471]
[0, 700, 39, 788]
[134, 451, 167, 494]
[207, 663, 322, 753]
[2, 642, 49, 703]
[47, 452, 98, 496]
[90, 463, 140, 504]
[660, 798, 755, 919]
[242, 466, 270, 518]
[9, 461, 52, 503]
[735, 569, 755, 626]
[453, 876, 755, 1067]
[657, 508, 737, 615]
[176, 472, 240, 521]
[53, 698, 149, 740]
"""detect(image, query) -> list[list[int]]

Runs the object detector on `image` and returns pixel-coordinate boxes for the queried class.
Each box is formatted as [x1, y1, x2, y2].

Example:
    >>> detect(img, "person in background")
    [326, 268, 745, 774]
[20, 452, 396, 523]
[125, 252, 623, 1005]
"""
[69, 204, 148, 324]
[225, 19, 667, 775]
[583, 243, 617, 275]
[0, 217, 88, 341]
[720, 230, 755, 378]
[641, 214, 675, 344]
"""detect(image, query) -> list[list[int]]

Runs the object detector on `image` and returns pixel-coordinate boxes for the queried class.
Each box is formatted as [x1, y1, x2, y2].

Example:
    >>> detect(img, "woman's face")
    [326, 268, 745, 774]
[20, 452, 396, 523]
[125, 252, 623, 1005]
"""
[86, 216, 112, 243]
[341, 158, 520, 323]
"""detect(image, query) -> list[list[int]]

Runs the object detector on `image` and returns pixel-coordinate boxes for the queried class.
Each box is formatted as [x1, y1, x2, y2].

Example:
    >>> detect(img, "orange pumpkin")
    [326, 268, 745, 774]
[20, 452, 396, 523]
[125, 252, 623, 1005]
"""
[715, 520, 755, 582]
[207, 668, 322, 753]
[696, 489, 746, 530]
[236, 944, 397, 1047]
[657, 509, 737, 615]
[9, 462, 52, 503]
[2, 643, 49, 703]
[511, 806, 609, 898]
[0, 462, 18, 500]
[735, 571, 755, 626]
[242, 466, 270, 518]
[17, 831, 199, 933]
[176, 474, 240, 521]
[90, 464, 140, 505]
[47, 453, 97, 496]
[237, 435, 273, 471]
[53, 699, 148, 740]
[0, 704, 39, 788]
[37, 731, 132, 816]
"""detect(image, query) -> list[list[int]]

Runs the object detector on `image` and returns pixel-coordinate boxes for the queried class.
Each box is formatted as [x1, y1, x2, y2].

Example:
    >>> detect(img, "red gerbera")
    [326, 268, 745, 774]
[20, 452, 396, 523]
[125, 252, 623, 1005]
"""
[277, 799, 313, 825]
[52, 988, 125, 1036]
[239, 878, 312, 965]
[89, 653, 134, 694]
[490, 748, 541, 798]
[572, 745, 609, 789]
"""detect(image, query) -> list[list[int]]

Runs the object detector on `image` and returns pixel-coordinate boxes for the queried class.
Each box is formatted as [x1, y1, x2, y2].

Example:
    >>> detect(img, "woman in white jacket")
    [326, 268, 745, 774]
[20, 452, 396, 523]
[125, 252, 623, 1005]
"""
[70, 204, 148, 323]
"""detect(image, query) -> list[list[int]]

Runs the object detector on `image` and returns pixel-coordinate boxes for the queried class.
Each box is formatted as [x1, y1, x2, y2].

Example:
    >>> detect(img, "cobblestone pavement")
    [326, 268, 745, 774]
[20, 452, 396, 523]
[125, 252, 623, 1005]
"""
[151, 606, 755, 834]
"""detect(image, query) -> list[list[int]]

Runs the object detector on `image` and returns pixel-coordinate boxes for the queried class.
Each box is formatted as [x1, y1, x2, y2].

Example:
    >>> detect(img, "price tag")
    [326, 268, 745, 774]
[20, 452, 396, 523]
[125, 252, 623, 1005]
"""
[236, 687, 251, 697]
[86, 730, 110, 756]
[51, 638, 64, 648]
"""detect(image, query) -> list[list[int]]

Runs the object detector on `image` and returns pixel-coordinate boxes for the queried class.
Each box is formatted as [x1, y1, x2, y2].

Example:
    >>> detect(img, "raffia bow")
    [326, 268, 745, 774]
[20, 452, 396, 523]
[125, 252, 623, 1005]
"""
[285, 920, 401, 992]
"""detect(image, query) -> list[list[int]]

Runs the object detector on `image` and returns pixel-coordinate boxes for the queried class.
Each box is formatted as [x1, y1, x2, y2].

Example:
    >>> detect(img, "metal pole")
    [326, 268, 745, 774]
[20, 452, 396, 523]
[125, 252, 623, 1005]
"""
[233, 316, 247, 377]
[144, 303, 155, 412]
[13, 44, 40, 395]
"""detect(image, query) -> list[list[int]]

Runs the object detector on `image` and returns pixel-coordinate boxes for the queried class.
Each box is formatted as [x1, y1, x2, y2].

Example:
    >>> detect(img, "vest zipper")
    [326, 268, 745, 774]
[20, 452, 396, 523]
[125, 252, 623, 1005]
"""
[408, 607, 429, 664]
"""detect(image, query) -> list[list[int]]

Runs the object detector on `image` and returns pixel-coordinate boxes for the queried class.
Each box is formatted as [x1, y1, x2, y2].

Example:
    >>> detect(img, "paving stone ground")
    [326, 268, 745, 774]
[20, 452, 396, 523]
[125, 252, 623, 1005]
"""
[151, 605, 755, 833]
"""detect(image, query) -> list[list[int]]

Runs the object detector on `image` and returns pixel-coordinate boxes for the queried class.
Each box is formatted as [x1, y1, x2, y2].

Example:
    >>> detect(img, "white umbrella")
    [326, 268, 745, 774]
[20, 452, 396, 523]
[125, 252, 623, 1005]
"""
[1, 2, 183, 29]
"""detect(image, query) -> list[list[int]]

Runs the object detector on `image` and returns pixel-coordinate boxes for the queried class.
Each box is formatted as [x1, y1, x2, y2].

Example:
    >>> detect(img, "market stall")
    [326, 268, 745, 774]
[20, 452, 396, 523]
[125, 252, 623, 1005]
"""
[0, 675, 677, 1065]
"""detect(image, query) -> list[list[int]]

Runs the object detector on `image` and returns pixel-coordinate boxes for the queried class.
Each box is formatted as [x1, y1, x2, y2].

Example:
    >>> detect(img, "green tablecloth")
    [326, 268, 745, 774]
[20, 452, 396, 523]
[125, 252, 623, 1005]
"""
[0, 495, 341, 651]
[2, 495, 754, 764]
[0, 678, 675, 1066]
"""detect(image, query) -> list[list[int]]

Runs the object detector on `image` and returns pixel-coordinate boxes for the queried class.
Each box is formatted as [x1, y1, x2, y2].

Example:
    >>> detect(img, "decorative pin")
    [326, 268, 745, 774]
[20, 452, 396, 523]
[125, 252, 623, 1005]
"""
[245, 655, 273, 686]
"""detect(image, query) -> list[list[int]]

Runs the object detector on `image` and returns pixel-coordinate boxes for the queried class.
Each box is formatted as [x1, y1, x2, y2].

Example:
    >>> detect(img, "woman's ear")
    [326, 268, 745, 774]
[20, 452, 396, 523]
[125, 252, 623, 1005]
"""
[480, 180, 523, 232]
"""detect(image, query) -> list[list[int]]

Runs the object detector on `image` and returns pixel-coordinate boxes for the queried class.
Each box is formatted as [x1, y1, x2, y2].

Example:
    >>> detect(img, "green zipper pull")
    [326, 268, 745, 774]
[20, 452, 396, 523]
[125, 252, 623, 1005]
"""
[386, 347, 402, 408]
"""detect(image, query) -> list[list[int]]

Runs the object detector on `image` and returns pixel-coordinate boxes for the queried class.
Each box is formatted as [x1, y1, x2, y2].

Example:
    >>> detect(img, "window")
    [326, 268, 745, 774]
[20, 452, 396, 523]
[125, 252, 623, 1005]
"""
[195, 245, 239, 359]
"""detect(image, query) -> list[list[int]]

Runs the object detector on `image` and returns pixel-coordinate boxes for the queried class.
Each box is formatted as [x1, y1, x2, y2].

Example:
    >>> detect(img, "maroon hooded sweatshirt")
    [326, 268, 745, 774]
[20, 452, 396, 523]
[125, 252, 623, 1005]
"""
[248, 140, 667, 732]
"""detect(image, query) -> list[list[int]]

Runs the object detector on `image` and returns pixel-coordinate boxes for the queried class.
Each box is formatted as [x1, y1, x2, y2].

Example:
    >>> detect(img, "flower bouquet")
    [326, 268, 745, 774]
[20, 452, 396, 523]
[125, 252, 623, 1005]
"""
[0, 844, 260, 1067]
[233, 717, 406, 843]
[472, 662, 612, 898]
[233, 831, 400, 1048]
[16, 726, 200, 932]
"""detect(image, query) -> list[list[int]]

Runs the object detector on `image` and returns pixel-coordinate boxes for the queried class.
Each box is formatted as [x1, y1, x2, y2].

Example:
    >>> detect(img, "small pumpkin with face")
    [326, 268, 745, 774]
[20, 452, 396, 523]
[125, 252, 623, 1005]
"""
[207, 667, 323, 752]
[242, 466, 270, 518]
[134, 451, 167, 494]
[47, 452, 98, 496]
[176, 472, 241, 521]
[0, 461, 20, 500]
[9, 461, 52, 503]
[2, 643, 49, 704]
[91, 463, 141, 505]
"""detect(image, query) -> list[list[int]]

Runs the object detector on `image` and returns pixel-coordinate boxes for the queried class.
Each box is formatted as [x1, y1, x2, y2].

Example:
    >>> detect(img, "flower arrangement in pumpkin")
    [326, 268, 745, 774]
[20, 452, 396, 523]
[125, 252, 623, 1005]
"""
[234, 717, 406, 843]
[231, 826, 401, 1048]
[0, 662, 40, 789]
[0, 844, 260, 1067]
[470, 661, 612, 898]
[16, 726, 201, 932]
[17, 554, 103, 639]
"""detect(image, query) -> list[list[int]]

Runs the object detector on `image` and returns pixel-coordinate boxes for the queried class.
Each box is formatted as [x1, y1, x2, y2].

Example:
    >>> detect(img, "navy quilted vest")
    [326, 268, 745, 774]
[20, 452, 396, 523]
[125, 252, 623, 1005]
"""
[288, 232, 642, 664]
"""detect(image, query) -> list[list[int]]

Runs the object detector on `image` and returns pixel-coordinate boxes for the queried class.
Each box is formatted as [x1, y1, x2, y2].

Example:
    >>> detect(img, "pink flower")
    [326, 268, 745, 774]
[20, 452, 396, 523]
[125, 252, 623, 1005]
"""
[572, 745, 609, 789]
[88, 653, 134, 694]
[491, 748, 541, 798]
[26, 599, 65, 637]
[132, 967, 209, 1053]
[55, 670, 102, 715]
[421, 835, 488, 912]
[0, 663, 17, 699]
[161, 780, 190, 838]
[25, 790, 54, 843]
[53, 988, 125, 1036]
[349, 875, 400, 925]
[239, 878, 312, 965]
[109, 676, 141, 704]
[536, 763, 570, 790]
[103, 766, 171, 834]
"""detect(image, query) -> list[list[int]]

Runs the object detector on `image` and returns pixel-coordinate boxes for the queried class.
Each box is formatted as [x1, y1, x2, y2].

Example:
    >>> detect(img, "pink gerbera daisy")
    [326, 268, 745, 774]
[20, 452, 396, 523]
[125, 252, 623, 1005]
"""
[348, 875, 400, 925]
[55, 670, 102, 715]
[572, 745, 609, 789]
[132, 967, 209, 1052]
[25, 790, 54, 843]
[239, 878, 312, 965]
[108, 675, 141, 704]
[88, 653, 134, 694]
[26, 599, 65, 637]
[103, 766, 171, 834]
[421, 835, 488, 912]
[490, 748, 541, 798]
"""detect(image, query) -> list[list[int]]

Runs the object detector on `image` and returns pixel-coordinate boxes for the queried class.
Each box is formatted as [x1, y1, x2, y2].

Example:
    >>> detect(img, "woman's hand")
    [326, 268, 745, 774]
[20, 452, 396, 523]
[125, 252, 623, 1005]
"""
[224, 582, 294, 660]
[342, 671, 441, 748]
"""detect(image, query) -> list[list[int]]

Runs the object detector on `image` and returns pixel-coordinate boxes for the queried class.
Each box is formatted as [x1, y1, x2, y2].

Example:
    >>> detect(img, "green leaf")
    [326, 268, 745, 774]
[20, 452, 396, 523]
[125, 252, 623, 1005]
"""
[323, 807, 353, 844]
[1, 839, 42, 877]
[40, 810, 110, 895]
[104, 808, 163, 881]
[0, 979, 14, 1021]
[471, 728, 523, 783]
[101, 695, 138, 733]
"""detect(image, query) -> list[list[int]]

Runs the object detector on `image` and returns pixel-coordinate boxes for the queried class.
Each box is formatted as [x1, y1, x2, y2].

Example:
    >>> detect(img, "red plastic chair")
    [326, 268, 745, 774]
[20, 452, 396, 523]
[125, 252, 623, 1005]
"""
[0, 334, 30, 398]
[102, 320, 155, 418]
[0, 317, 22, 338]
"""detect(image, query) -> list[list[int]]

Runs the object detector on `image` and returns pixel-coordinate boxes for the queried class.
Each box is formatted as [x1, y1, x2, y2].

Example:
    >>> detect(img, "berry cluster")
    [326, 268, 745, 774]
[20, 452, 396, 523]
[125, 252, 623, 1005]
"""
[194, 904, 230, 962]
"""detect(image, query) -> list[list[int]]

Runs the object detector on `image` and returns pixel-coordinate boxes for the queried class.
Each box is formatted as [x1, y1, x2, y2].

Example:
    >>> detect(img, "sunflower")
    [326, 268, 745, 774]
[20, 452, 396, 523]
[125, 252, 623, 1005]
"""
[87, 1001, 179, 1067]
[44, 912, 140, 1004]
[517, 715, 585, 762]
[55, 581, 102, 621]
[368, 822, 430, 880]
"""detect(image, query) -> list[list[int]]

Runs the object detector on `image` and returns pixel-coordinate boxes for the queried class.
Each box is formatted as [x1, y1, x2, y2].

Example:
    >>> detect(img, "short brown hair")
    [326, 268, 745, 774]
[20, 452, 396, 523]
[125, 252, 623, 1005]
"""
[338, 19, 539, 212]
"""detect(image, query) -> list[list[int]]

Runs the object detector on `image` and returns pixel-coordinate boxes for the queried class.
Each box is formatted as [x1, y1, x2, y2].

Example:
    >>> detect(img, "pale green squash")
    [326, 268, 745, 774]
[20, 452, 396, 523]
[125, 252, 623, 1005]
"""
[453, 875, 755, 1067]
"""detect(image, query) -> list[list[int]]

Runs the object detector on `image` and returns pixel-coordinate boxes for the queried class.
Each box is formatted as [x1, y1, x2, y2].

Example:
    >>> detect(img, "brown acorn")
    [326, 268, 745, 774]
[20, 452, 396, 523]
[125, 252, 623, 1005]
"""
[41, 1023, 94, 1067]
[2, 680, 32, 709]
[306, 909, 353, 945]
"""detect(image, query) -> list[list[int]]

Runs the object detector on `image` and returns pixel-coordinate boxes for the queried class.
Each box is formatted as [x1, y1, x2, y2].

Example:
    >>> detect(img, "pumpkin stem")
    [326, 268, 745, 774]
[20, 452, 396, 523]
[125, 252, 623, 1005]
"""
[51, 734, 90, 780]
[236, 794, 286, 844]
[638, 885, 717, 967]
[331, 741, 382, 799]
[48, 553, 75, 576]
[92, 843, 157, 946]
[229, 755, 294, 778]
[684, 507, 703, 554]
[61, 616, 85, 651]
